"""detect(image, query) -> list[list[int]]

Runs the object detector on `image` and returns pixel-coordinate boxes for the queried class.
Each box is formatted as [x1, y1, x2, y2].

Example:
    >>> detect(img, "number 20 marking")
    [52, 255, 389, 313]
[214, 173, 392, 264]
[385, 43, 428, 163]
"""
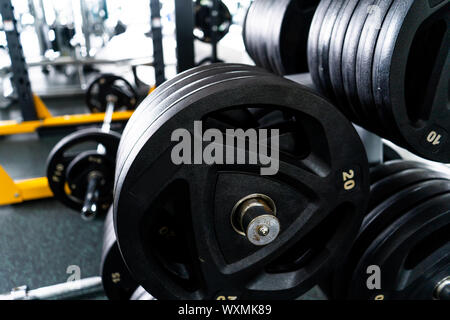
[343, 170, 356, 191]
[216, 296, 237, 300]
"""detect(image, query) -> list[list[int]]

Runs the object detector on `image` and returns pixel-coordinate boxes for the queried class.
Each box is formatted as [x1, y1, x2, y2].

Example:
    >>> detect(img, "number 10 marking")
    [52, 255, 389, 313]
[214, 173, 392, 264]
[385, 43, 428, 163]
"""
[427, 131, 442, 146]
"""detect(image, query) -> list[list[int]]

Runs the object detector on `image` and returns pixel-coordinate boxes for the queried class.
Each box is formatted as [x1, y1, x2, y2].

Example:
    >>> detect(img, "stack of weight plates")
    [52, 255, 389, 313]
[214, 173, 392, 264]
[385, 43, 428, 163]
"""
[307, 0, 449, 163]
[332, 160, 450, 300]
[113, 63, 370, 299]
[244, 0, 319, 75]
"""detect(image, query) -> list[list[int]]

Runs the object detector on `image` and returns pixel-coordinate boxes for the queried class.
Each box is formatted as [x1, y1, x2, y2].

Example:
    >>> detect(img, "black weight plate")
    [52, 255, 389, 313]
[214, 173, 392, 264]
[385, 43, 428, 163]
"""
[366, 176, 450, 232]
[276, 0, 319, 75]
[65, 151, 115, 214]
[362, 179, 450, 252]
[114, 65, 370, 299]
[130, 287, 156, 300]
[316, 0, 344, 101]
[404, 243, 449, 300]
[101, 207, 139, 300]
[332, 178, 450, 298]
[264, 0, 286, 74]
[243, 1, 263, 67]
[366, 0, 417, 145]
[253, 0, 302, 74]
[341, 0, 378, 130]
[348, 192, 450, 299]
[337, 179, 450, 297]
[116, 69, 307, 235]
[116, 66, 272, 189]
[86, 74, 138, 113]
[194, 0, 232, 43]
[369, 165, 450, 215]
[117, 75, 344, 298]
[372, 0, 450, 162]
[327, 0, 361, 123]
[265, 0, 286, 74]
[254, 0, 274, 72]
[265, 0, 286, 73]
[46, 129, 121, 213]
[254, 0, 271, 70]
[117, 67, 370, 278]
[117, 64, 268, 171]
[369, 160, 434, 184]
[356, 0, 395, 133]
[307, 0, 332, 94]
[368, 167, 450, 211]
[243, 0, 264, 68]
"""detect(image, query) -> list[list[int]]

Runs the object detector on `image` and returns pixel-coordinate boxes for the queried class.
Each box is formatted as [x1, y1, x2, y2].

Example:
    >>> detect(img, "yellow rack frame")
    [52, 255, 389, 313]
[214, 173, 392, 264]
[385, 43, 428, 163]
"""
[0, 94, 135, 206]
[0, 95, 133, 136]
[0, 166, 53, 205]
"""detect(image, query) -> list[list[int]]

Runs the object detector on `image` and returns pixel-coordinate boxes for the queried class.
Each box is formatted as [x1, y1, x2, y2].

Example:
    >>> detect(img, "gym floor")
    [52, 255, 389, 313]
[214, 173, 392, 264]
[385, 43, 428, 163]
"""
[0, 97, 107, 298]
